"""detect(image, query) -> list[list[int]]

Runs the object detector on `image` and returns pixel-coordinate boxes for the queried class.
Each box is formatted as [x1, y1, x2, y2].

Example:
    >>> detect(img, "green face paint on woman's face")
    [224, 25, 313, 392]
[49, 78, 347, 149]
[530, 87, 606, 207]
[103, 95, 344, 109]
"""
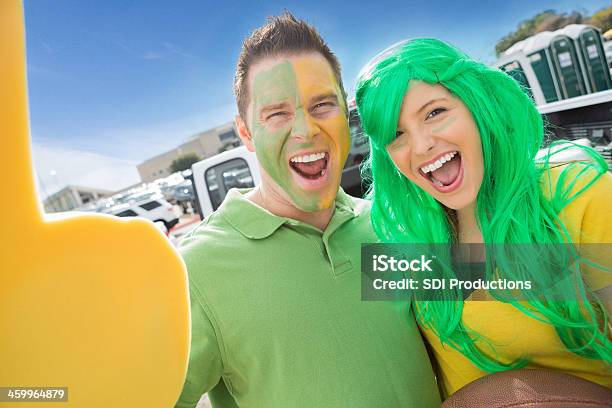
[247, 53, 350, 212]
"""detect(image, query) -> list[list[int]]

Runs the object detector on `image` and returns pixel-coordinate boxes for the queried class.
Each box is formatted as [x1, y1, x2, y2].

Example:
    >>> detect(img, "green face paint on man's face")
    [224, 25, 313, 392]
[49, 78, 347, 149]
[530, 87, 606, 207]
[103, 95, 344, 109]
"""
[247, 53, 350, 212]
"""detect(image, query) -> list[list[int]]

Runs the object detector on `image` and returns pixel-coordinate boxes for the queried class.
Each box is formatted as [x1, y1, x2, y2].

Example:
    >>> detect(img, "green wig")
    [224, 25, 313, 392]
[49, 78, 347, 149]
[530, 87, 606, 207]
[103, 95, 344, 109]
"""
[355, 38, 610, 371]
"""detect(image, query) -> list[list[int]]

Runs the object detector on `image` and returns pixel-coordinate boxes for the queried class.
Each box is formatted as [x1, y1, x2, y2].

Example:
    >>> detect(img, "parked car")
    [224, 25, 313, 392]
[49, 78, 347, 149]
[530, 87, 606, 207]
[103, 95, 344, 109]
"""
[171, 180, 194, 201]
[170, 180, 195, 213]
[104, 194, 180, 231]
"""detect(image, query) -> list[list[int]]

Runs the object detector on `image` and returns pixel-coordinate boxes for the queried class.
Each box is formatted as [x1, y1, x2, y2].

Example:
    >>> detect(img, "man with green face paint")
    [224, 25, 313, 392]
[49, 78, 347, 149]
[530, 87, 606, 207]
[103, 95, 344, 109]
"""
[245, 56, 351, 216]
[174, 12, 440, 408]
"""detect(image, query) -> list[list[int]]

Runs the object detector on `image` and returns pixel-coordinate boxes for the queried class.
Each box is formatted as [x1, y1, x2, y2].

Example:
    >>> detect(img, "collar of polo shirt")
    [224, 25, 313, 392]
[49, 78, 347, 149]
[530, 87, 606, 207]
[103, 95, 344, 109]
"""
[220, 188, 358, 239]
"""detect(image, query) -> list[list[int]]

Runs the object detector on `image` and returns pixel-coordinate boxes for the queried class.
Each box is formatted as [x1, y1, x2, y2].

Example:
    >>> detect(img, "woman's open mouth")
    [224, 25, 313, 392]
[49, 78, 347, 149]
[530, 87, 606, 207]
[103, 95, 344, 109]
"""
[419, 151, 464, 193]
[289, 151, 330, 187]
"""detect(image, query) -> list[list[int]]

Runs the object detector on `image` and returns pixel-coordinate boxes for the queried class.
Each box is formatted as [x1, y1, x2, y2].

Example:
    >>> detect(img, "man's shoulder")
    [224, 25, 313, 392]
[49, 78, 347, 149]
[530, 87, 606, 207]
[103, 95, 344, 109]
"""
[350, 195, 372, 216]
[341, 193, 373, 226]
[178, 211, 243, 262]
[338, 193, 378, 241]
[337, 188, 371, 214]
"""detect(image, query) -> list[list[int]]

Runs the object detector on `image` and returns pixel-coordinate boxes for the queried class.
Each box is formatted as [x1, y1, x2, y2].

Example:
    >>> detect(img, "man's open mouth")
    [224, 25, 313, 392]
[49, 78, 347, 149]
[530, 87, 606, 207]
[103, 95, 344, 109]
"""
[419, 151, 462, 191]
[289, 152, 329, 180]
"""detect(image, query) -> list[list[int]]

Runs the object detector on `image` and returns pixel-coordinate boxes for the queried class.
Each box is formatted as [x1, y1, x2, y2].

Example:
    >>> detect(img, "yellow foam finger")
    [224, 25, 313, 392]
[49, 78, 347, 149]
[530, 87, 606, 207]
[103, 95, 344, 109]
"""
[0, 2, 190, 407]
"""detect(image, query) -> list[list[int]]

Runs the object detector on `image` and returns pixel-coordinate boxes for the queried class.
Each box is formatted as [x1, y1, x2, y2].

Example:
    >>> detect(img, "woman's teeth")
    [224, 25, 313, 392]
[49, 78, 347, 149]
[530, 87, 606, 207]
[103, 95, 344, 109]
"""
[290, 152, 326, 163]
[420, 151, 457, 174]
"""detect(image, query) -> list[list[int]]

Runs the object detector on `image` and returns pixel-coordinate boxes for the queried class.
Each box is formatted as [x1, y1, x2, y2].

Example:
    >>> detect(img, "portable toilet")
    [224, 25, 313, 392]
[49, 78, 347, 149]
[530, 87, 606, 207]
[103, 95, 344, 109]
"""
[504, 31, 562, 103]
[560, 24, 612, 93]
[549, 31, 587, 99]
[494, 51, 545, 104]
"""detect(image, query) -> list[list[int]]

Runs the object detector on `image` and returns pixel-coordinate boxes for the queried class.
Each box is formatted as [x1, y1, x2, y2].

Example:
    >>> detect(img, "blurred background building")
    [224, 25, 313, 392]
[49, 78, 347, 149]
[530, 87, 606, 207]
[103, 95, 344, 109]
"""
[43, 185, 113, 213]
[137, 121, 241, 183]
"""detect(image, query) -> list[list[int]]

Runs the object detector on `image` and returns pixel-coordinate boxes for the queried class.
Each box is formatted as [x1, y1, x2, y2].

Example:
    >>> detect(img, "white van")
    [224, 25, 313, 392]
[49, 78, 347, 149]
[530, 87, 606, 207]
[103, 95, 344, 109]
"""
[191, 146, 261, 219]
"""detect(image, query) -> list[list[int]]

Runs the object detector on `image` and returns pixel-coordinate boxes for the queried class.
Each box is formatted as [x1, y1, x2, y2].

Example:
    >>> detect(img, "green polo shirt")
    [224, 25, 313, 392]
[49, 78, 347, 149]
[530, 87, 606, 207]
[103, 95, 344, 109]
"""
[174, 188, 440, 408]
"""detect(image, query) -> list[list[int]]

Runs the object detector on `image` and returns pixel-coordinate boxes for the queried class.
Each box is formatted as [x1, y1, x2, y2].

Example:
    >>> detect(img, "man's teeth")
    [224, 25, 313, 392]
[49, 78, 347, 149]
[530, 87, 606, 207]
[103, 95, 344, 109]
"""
[421, 151, 457, 174]
[290, 152, 326, 163]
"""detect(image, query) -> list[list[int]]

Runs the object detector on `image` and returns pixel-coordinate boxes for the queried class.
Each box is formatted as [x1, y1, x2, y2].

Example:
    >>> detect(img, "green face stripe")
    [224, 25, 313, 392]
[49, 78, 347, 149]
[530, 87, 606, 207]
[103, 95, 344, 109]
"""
[250, 61, 296, 199]
[431, 116, 456, 134]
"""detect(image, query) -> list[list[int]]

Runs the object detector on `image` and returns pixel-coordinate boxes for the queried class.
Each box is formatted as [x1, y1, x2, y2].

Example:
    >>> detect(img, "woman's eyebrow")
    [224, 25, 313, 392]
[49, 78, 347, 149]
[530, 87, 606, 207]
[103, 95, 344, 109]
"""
[417, 98, 447, 115]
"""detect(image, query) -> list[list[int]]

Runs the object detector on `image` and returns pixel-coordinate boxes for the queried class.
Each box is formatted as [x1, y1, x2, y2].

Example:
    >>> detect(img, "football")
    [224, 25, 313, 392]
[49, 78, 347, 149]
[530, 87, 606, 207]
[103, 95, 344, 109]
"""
[441, 369, 612, 407]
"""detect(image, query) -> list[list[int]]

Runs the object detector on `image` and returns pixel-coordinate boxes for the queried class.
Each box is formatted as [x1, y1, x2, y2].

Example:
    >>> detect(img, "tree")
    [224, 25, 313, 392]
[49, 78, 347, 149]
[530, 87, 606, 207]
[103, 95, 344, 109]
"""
[587, 7, 612, 32]
[169, 153, 202, 173]
[494, 8, 609, 56]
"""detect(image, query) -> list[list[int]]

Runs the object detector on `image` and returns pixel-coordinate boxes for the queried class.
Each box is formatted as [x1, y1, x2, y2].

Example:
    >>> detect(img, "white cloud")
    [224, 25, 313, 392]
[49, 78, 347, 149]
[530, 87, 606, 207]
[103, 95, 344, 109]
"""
[162, 42, 194, 59]
[31, 143, 142, 200]
[28, 102, 238, 205]
[90, 103, 238, 162]
[142, 51, 164, 60]
[115, 40, 194, 61]
[41, 41, 56, 54]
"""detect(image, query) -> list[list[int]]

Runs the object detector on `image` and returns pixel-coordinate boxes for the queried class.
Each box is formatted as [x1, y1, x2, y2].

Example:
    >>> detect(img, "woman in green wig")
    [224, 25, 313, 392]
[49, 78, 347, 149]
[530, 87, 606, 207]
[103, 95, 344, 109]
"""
[355, 38, 611, 397]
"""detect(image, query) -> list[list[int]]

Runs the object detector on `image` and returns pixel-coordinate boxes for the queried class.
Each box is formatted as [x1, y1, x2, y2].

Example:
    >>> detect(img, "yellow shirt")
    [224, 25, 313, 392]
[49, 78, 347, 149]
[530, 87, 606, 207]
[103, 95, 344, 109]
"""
[422, 165, 612, 398]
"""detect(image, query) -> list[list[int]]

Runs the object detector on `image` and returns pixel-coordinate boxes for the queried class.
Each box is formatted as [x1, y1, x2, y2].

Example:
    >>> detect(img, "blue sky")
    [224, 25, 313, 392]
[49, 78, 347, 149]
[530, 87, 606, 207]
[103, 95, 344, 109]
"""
[25, 0, 608, 196]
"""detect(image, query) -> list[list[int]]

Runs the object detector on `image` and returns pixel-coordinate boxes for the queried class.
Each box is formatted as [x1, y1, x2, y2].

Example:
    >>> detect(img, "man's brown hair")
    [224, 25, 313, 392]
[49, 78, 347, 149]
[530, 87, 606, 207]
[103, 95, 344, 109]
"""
[234, 11, 346, 121]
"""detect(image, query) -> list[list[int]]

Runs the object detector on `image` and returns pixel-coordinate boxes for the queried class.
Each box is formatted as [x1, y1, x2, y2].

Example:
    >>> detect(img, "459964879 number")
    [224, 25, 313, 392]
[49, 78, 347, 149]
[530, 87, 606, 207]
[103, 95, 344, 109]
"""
[0, 387, 67, 402]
